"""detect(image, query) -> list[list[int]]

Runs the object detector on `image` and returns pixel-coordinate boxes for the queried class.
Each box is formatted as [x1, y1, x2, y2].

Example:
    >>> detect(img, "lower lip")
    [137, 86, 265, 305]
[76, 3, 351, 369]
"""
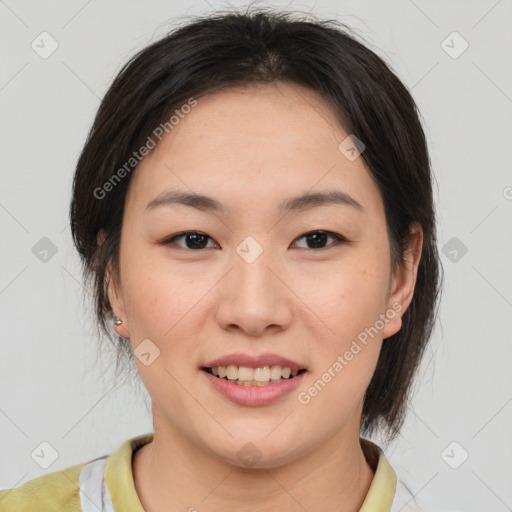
[200, 369, 306, 406]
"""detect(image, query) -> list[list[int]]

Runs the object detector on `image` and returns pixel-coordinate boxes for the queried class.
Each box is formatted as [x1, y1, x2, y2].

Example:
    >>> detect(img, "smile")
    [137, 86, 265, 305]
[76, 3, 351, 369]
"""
[202, 365, 307, 386]
[200, 366, 308, 406]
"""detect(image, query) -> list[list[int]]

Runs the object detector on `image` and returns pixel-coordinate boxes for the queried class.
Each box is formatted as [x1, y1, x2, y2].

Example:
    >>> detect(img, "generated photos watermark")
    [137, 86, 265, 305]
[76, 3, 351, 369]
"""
[93, 97, 198, 200]
[297, 302, 402, 405]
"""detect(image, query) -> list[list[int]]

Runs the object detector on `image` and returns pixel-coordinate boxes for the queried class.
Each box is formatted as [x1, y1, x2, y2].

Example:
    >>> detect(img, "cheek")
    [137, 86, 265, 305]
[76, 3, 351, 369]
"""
[119, 250, 205, 399]
[297, 250, 390, 341]
[298, 246, 390, 394]
[118, 237, 191, 339]
[299, 262, 387, 418]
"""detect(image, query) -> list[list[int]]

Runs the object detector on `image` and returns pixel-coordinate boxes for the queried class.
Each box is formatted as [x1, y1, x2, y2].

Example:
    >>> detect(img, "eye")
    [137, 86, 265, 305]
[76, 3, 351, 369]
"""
[292, 230, 346, 250]
[163, 231, 218, 250]
[162, 230, 346, 251]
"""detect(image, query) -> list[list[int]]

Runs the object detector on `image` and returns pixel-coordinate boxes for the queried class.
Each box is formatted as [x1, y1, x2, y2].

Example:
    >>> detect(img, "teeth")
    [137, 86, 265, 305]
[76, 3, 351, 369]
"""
[207, 365, 302, 385]
[254, 366, 270, 382]
[226, 365, 238, 380]
[270, 365, 282, 380]
[237, 366, 253, 381]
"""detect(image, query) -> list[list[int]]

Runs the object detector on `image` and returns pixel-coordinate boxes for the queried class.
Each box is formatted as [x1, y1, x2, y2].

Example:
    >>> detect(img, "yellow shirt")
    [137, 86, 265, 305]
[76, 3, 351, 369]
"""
[0, 433, 399, 511]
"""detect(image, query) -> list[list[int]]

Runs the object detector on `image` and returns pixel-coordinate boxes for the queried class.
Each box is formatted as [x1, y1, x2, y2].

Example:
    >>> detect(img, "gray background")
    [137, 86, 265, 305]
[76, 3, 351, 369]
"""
[1, 1, 511, 511]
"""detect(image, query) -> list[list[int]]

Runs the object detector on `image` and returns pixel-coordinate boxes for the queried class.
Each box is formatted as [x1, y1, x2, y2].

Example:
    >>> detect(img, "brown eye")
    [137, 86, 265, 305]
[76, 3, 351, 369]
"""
[164, 231, 217, 250]
[293, 230, 346, 250]
[162, 230, 346, 251]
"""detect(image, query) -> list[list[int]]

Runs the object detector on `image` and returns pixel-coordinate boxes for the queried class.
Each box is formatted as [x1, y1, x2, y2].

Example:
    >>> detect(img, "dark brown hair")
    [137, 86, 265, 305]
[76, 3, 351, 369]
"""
[70, 7, 442, 441]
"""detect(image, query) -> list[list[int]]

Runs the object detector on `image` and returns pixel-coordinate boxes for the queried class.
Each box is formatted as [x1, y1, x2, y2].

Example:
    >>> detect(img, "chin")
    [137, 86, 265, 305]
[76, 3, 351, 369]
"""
[201, 431, 309, 470]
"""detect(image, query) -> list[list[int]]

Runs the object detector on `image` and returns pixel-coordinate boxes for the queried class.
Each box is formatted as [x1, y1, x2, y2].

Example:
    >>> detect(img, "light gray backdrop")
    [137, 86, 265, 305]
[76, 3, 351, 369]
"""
[1, 1, 511, 511]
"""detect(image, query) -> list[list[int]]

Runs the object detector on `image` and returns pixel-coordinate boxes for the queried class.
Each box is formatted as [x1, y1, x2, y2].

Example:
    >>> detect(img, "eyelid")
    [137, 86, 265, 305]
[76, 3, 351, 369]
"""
[161, 231, 219, 249]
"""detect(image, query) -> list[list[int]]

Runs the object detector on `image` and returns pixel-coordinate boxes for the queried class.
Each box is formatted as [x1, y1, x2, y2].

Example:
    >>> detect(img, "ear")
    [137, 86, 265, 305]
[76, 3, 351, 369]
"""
[381, 222, 423, 339]
[106, 263, 131, 339]
[97, 227, 131, 339]
[97, 229, 131, 338]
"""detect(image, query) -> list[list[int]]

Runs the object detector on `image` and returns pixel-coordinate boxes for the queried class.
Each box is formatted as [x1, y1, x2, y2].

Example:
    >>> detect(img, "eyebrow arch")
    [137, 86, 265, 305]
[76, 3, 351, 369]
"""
[145, 189, 363, 214]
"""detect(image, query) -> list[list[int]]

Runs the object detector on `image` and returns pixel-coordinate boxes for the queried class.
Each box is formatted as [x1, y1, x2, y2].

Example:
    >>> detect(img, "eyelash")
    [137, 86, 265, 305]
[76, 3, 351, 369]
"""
[161, 230, 348, 251]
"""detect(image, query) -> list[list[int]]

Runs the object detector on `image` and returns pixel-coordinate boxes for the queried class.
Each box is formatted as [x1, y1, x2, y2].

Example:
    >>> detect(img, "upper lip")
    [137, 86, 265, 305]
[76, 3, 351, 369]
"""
[202, 353, 307, 371]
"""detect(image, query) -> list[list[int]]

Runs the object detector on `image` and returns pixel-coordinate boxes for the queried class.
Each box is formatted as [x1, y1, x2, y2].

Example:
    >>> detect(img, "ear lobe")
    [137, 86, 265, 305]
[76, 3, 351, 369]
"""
[381, 223, 423, 339]
[106, 263, 130, 338]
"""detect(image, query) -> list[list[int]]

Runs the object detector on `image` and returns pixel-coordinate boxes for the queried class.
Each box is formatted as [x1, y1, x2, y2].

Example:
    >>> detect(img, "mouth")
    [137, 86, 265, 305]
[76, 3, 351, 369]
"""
[201, 365, 308, 386]
[200, 353, 309, 406]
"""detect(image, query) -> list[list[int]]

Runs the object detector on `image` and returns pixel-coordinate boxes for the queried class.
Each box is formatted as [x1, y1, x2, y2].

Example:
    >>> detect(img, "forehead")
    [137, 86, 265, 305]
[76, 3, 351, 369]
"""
[126, 82, 384, 217]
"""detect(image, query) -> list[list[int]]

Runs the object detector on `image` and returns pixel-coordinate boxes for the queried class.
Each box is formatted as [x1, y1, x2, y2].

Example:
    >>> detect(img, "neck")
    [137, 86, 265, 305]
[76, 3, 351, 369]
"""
[133, 420, 375, 512]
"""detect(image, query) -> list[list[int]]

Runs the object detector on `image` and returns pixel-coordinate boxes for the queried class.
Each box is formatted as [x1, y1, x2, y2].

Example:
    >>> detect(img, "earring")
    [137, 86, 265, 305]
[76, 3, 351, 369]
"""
[114, 316, 123, 326]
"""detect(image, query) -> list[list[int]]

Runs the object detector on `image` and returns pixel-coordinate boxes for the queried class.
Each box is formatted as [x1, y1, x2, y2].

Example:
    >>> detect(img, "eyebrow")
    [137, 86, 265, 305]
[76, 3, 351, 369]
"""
[145, 189, 363, 214]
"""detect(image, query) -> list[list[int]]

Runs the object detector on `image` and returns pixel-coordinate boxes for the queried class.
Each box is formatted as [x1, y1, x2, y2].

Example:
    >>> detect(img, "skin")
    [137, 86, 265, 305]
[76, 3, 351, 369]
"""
[106, 81, 423, 512]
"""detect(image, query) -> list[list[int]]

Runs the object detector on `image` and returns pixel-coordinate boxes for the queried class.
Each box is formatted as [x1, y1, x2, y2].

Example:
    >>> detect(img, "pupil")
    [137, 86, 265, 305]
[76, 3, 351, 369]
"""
[187, 233, 207, 249]
[307, 232, 327, 249]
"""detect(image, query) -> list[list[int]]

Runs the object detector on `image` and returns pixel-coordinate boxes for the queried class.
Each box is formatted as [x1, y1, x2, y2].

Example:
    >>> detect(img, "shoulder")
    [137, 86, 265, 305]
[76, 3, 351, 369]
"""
[0, 460, 88, 512]
[0, 433, 154, 512]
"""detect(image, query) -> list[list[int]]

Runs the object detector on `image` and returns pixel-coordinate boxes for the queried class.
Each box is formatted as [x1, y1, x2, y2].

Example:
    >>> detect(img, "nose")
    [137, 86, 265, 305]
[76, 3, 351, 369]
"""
[215, 245, 293, 337]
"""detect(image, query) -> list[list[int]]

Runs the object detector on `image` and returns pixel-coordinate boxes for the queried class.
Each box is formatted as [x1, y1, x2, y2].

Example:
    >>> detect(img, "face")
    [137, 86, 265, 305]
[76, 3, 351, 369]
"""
[108, 82, 421, 468]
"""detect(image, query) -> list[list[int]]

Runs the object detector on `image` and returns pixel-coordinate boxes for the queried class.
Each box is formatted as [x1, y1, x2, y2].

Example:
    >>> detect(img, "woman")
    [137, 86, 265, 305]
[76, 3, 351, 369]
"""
[0, 7, 441, 512]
